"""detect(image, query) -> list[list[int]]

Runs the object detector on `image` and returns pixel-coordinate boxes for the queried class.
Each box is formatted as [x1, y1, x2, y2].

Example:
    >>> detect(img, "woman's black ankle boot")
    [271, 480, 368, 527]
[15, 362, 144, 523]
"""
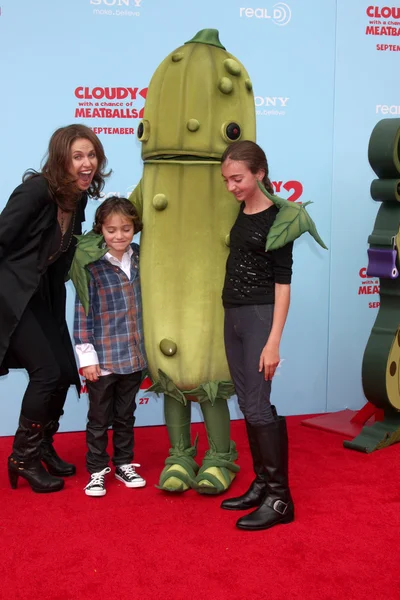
[8, 416, 64, 493]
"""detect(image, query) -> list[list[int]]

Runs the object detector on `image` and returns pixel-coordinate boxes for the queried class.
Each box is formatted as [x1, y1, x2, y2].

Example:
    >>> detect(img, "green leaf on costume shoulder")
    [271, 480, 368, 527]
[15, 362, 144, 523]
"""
[256, 181, 328, 251]
[76, 231, 107, 259]
[257, 180, 291, 209]
[69, 256, 89, 313]
[69, 231, 108, 315]
[265, 205, 303, 250]
[298, 204, 328, 250]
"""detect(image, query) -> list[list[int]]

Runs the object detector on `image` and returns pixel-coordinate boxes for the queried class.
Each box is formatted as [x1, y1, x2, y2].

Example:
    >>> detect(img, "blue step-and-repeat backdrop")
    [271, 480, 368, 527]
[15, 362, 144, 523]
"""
[0, 0, 398, 435]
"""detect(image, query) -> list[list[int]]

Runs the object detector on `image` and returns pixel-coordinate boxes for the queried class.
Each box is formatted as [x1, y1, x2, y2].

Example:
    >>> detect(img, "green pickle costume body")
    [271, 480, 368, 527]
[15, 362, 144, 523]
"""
[70, 29, 326, 494]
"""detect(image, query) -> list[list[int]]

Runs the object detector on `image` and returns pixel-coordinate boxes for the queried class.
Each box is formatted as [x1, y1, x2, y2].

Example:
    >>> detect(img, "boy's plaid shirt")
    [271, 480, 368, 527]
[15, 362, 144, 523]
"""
[74, 243, 147, 374]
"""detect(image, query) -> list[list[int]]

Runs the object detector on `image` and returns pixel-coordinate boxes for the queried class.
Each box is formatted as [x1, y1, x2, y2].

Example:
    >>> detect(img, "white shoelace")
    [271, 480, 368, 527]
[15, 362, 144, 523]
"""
[119, 463, 141, 479]
[84, 467, 111, 490]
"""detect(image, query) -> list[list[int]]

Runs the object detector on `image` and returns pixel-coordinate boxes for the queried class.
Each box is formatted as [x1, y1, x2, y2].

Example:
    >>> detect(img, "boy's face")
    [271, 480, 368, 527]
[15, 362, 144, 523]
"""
[102, 213, 134, 260]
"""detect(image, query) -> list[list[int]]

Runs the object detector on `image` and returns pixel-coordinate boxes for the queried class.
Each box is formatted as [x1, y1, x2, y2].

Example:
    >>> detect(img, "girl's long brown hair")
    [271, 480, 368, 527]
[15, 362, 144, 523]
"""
[221, 140, 274, 194]
[24, 124, 111, 211]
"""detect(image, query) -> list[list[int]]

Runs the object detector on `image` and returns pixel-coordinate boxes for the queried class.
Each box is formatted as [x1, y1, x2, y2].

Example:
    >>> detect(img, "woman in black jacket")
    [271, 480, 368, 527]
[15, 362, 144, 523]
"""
[0, 124, 110, 493]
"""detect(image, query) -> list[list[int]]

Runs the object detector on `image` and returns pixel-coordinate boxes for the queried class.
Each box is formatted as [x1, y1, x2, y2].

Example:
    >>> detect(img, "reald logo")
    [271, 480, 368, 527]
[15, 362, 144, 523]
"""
[376, 104, 400, 115]
[240, 3, 292, 25]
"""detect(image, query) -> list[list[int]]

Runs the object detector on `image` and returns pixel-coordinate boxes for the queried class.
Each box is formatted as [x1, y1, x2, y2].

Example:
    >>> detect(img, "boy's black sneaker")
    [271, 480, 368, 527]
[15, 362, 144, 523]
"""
[115, 463, 146, 488]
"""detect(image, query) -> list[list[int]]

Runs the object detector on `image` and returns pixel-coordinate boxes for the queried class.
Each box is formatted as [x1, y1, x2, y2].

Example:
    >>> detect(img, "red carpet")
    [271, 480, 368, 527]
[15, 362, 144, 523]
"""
[0, 416, 399, 600]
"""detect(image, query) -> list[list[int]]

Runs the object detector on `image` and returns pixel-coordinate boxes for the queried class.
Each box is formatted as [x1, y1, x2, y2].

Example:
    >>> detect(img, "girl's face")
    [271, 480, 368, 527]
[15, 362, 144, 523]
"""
[68, 138, 98, 191]
[221, 159, 264, 203]
[101, 213, 134, 260]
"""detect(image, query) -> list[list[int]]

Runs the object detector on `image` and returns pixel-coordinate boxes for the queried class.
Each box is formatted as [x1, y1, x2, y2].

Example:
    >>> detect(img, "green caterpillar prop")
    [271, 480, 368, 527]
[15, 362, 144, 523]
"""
[70, 29, 326, 494]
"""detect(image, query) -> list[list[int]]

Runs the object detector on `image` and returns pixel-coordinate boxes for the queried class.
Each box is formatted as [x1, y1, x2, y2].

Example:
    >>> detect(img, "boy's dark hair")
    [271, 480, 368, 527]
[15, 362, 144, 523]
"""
[93, 196, 143, 235]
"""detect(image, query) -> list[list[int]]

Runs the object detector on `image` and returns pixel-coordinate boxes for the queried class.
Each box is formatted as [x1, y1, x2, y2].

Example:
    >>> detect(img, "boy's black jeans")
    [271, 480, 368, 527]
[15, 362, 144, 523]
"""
[86, 370, 142, 474]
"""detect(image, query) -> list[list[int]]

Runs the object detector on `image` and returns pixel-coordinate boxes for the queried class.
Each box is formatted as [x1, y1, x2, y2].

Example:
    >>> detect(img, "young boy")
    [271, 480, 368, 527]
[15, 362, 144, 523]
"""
[74, 197, 147, 497]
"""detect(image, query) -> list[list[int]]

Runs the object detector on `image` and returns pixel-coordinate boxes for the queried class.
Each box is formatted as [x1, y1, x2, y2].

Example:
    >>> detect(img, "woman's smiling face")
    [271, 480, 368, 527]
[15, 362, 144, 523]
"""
[68, 138, 98, 191]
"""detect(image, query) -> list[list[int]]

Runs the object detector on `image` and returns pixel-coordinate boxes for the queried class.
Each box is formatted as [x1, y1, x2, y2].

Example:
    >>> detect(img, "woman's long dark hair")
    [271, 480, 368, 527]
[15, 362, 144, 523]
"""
[24, 124, 111, 211]
[221, 140, 274, 194]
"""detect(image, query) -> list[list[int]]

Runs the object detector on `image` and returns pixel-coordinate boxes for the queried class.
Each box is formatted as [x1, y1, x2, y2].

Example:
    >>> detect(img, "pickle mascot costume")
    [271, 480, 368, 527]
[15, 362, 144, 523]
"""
[70, 29, 326, 495]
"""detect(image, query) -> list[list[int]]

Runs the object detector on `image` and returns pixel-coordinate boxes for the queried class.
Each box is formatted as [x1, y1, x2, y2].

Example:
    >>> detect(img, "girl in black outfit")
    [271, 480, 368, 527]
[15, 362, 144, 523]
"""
[220, 140, 294, 531]
[0, 124, 109, 493]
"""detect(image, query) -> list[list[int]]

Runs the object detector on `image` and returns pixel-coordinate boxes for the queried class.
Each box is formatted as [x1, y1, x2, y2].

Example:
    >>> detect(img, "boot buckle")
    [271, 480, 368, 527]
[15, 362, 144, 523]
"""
[272, 499, 288, 515]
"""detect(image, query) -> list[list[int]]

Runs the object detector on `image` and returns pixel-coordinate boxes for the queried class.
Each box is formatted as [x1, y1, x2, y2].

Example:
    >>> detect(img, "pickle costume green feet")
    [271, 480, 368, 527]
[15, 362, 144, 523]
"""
[194, 439, 239, 495]
[158, 396, 198, 492]
[158, 394, 239, 495]
[158, 437, 199, 493]
[193, 398, 239, 495]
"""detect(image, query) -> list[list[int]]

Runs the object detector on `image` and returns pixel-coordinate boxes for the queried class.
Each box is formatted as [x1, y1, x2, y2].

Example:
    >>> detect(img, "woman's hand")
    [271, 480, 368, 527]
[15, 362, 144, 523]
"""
[82, 365, 101, 382]
[259, 342, 280, 381]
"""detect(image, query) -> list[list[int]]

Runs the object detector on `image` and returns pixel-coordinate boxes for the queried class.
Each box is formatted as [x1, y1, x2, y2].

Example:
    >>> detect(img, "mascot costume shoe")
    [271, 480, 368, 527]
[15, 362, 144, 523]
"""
[70, 29, 326, 496]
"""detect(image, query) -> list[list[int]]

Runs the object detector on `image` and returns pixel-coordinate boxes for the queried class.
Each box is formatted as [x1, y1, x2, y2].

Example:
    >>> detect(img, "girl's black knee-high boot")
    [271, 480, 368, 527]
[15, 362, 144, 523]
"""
[8, 416, 64, 493]
[220, 406, 277, 511]
[236, 416, 294, 531]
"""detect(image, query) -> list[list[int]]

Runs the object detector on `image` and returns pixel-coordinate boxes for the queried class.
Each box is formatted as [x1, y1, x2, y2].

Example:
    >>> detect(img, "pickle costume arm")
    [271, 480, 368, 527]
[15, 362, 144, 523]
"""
[257, 181, 328, 251]
[69, 231, 107, 315]
[128, 180, 144, 220]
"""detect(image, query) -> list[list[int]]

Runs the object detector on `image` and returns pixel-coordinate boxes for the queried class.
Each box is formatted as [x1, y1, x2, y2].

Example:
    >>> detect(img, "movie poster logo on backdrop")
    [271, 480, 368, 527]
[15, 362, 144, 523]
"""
[90, 0, 143, 18]
[74, 86, 147, 135]
[255, 96, 289, 117]
[376, 103, 400, 115]
[358, 267, 380, 308]
[365, 5, 400, 51]
[240, 3, 291, 25]
[272, 180, 303, 202]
